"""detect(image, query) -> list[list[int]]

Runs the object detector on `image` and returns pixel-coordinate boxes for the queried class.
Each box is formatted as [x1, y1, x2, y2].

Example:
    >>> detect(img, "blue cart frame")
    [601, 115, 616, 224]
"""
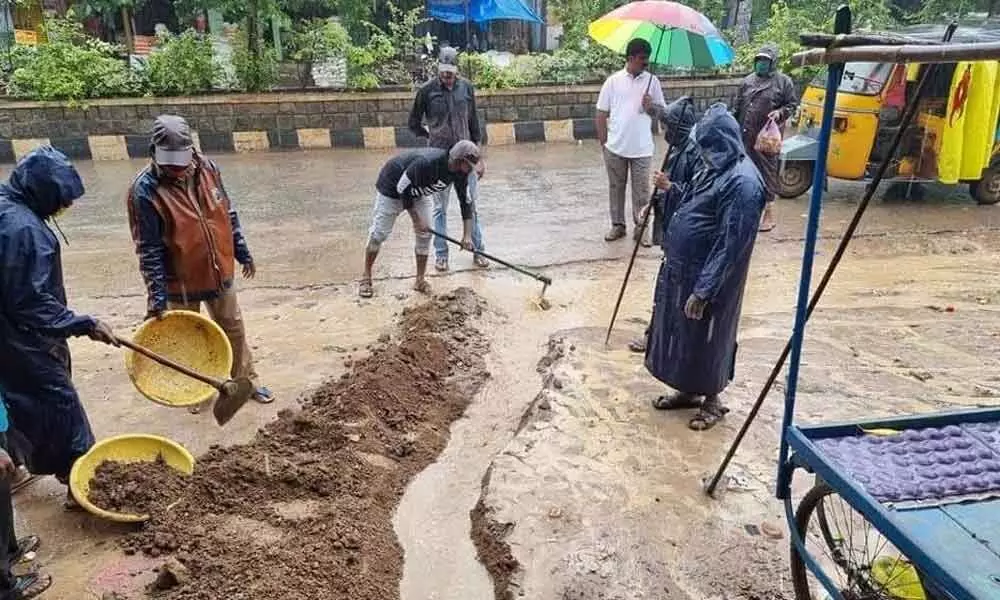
[774, 22, 1000, 600]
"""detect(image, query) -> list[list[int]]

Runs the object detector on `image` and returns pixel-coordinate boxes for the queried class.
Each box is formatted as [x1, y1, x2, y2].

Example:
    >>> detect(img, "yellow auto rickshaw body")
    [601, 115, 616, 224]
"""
[779, 24, 1000, 205]
[796, 79, 882, 180]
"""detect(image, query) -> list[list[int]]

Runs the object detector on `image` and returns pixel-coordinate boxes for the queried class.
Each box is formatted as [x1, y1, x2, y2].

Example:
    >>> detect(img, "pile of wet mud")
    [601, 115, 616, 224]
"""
[115, 288, 490, 600]
[88, 456, 190, 515]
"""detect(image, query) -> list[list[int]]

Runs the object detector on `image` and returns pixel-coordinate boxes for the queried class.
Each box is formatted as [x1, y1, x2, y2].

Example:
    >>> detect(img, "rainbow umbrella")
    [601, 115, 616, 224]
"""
[588, 0, 734, 68]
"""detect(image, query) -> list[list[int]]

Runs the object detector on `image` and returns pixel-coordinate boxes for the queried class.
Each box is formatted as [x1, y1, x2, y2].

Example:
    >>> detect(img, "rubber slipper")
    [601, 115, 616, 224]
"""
[358, 279, 374, 299]
[627, 338, 646, 353]
[413, 280, 432, 294]
[435, 259, 449, 272]
[473, 255, 489, 269]
[14, 536, 40, 564]
[253, 387, 275, 404]
[758, 223, 776, 233]
[15, 571, 52, 599]
[651, 393, 702, 411]
[689, 405, 730, 431]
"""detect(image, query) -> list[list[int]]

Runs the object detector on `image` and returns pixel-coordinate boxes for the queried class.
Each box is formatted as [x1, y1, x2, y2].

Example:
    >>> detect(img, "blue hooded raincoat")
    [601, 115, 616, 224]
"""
[655, 95, 701, 249]
[645, 104, 766, 396]
[0, 147, 96, 479]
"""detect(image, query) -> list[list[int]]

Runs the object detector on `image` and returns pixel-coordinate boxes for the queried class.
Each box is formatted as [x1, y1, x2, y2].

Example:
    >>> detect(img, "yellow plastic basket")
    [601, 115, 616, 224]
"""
[871, 556, 928, 600]
[68, 434, 195, 523]
[125, 310, 233, 408]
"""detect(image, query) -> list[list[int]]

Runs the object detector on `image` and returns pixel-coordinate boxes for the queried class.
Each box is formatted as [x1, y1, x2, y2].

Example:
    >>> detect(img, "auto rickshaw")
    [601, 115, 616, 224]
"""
[778, 24, 1000, 204]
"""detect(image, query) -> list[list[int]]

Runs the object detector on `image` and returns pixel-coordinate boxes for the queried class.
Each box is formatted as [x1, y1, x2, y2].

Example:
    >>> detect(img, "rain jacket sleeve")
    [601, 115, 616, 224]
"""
[773, 73, 798, 124]
[127, 179, 169, 313]
[408, 85, 430, 139]
[467, 82, 482, 145]
[733, 81, 747, 123]
[211, 161, 252, 266]
[0, 225, 95, 338]
[693, 175, 762, 303]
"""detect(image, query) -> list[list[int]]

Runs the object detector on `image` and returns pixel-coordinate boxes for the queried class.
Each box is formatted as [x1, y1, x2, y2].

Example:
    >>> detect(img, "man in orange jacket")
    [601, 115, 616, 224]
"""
[126, 115, 273, 413]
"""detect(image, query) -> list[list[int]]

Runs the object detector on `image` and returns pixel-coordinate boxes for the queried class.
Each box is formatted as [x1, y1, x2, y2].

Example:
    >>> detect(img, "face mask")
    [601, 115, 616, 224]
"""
[754, 59, 771, 75]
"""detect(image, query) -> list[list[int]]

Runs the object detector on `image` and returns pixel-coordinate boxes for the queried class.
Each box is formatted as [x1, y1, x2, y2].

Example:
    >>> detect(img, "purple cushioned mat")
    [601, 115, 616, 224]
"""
[813, 422, 1000, 505]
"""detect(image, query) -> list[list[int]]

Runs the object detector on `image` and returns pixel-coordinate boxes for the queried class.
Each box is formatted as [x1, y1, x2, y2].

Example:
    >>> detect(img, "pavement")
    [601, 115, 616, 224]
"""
[11, 140, 1000, 599]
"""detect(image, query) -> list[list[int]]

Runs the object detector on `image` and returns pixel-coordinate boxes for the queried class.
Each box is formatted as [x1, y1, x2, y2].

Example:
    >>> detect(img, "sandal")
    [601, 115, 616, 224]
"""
[358, 279, 374, 298]
[14, 571, 52, 599]
[473, 255, 490, 269]
[651, 392, 702, 411]
[12, 468, 39, 495]
[14, 536, 40, 564]
[435, 258, 449, 272]
[689, 402, 730, 431]
[253, 386, 275, 404]
[628, 337, 647, 353]
[413, 280, 432, 294]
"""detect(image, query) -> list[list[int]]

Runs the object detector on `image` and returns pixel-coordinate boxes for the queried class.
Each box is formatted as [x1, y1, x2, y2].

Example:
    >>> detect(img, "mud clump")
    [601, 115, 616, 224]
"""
[115, 288, 490, 600]
[87, 456, 190, 516]
[470, 478, 519, 600]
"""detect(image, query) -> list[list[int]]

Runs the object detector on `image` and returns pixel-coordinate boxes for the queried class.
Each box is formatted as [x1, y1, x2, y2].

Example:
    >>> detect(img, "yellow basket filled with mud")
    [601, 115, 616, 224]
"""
[125, 310, 233, 407]
[69, 434, 195, 523]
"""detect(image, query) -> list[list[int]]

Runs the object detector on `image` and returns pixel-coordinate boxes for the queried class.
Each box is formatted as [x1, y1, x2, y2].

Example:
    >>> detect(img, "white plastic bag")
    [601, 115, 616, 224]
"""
[754, 117, 782, 156]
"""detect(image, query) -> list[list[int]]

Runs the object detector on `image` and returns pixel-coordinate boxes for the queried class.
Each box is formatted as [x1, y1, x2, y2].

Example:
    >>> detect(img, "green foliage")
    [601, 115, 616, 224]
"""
[549, 0, 623, 49]
[343, 3, 431, 88]
[232, 27, 279, 91]
[458, 53, 521, 89]
[146, 30, 220, 96]
[8, 14, 143, 101]
[289, 18, 351, 64]
[738, 0, 894, 79]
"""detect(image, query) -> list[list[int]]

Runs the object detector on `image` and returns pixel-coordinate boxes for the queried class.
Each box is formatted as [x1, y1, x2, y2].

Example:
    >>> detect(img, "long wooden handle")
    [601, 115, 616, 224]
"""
[116, 336, 225, 389]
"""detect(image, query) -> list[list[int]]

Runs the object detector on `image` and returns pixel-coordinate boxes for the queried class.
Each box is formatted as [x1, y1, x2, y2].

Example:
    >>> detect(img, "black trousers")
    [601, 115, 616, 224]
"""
[0, 433, 19, 599]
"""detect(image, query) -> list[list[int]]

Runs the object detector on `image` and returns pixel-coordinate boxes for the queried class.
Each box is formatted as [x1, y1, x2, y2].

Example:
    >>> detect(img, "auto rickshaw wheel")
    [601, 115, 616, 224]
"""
[779, 161, 814, 199]
[971, 166, 1000, 205]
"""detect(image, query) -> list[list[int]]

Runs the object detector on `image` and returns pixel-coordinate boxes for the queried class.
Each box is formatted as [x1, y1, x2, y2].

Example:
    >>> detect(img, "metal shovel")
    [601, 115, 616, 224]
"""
[115, 336, 254, 426]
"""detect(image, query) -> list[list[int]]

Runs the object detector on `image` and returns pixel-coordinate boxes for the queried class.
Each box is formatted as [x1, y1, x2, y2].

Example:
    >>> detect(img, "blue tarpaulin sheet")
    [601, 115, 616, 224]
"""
[427, 0, 543, 24]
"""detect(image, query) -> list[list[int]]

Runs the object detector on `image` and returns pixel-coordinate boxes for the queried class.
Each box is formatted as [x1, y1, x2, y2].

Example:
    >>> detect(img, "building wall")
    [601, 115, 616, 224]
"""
[0, 77, 742, 162]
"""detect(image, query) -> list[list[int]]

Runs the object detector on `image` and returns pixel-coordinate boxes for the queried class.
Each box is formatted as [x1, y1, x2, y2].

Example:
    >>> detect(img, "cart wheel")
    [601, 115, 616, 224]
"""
[791, 483, 927, 600]
[779, 161, 814, 199]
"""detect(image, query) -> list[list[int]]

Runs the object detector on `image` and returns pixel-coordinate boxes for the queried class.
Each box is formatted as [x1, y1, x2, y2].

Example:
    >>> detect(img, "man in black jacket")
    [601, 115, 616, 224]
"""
[408, 46, 488, 272]
[359, 141, 480, 299]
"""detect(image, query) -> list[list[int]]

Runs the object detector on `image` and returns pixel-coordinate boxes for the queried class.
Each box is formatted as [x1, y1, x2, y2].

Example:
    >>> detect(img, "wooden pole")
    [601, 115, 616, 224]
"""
[792, 40, 1000, 67]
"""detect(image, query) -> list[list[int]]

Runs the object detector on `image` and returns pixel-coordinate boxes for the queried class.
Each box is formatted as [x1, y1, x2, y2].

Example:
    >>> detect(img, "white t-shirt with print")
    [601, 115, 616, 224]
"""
[596, 69, 666, 159]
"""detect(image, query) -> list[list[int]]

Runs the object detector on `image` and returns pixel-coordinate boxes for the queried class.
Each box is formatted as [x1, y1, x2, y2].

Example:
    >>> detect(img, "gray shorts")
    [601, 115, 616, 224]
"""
[365, 192, 434, 255]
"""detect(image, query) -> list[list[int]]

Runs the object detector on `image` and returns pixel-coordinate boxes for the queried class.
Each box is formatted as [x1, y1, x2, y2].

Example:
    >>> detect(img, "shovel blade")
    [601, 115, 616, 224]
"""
[212, 376, 255, 426]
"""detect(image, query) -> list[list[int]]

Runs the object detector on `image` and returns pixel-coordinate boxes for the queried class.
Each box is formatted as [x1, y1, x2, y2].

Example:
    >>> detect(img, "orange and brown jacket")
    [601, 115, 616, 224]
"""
[126, 153, 252, 312]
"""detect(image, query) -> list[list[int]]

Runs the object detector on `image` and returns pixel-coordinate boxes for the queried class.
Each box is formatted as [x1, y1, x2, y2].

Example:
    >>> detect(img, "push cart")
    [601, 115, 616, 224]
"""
[775, 8, 1000, 600]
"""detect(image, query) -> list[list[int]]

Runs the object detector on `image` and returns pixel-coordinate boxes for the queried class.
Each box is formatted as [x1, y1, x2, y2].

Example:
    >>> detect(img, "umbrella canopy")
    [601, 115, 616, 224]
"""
[589, 0, 734, 68]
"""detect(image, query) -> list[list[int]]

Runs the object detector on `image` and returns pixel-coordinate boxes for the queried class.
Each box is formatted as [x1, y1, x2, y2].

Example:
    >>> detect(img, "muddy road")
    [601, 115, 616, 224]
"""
[15, 141, 1000, 599]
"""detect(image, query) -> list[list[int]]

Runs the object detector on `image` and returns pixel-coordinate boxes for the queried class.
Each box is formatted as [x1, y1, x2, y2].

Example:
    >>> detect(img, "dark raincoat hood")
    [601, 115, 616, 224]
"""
[3, 146, 84, 219]
[663, 96, 698, 147]
[695, 103, 745, 172]
[754, 44, 779, 75]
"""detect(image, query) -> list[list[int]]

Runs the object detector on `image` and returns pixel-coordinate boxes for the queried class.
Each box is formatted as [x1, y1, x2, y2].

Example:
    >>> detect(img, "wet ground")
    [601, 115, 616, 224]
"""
[15, 140, 1000, 599]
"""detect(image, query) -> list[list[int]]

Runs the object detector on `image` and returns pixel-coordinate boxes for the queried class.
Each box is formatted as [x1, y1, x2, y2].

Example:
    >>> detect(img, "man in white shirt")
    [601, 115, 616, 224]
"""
[595, 38, 667, 243]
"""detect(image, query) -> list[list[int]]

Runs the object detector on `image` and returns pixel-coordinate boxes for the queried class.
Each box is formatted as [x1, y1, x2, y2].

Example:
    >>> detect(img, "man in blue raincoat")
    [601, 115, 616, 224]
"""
[0, 147, 118, 505]
[645, 103, 766, 431]
[629, 96, 701, 354]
